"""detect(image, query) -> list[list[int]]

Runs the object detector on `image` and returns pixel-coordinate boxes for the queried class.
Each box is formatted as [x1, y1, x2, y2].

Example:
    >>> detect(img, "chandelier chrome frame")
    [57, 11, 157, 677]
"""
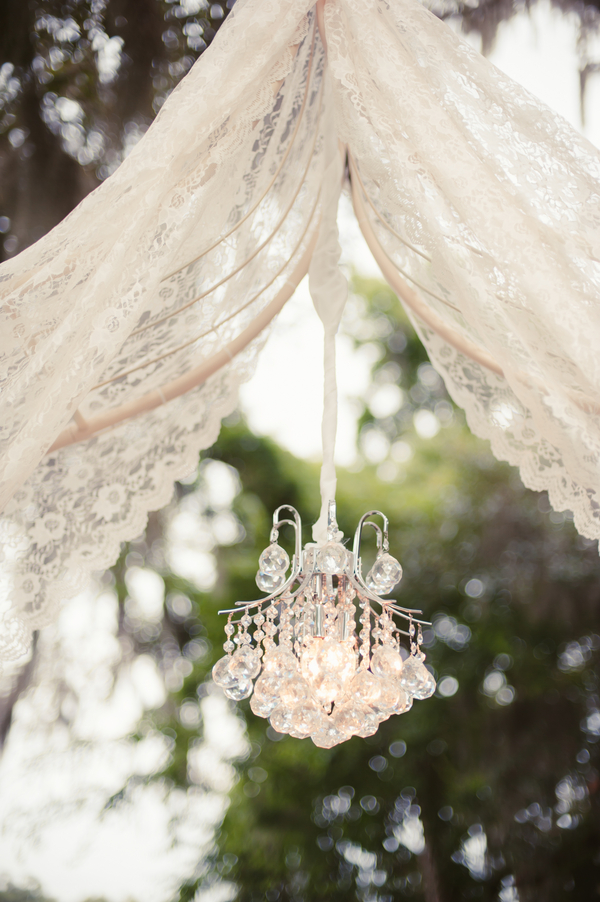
[212, 501, 435, 748]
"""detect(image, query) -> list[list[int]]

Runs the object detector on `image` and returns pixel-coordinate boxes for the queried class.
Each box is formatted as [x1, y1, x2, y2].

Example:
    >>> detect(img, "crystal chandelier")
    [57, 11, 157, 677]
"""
[212, 501, 434, 748]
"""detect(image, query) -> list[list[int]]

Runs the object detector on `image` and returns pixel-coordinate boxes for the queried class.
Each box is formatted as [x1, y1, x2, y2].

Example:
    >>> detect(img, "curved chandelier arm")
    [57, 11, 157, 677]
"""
[352, 509, 390, 574]
[218, 571, 298, 614]
[348, 571, 429, 623]
[358, 520, 383, 555]
[219, 507, 304, 613]
[272, 504, 303, 566]
[225, 565, 302, 612]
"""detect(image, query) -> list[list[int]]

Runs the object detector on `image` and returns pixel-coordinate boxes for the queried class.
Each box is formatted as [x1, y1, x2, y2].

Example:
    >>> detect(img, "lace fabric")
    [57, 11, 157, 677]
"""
[0, 0, 330, 660]
[324, 0, 600, 539]
[2, 0, 600, 663]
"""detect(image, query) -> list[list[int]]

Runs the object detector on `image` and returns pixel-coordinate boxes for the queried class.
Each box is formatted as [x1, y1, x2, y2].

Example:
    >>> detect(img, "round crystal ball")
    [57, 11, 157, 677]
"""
[289, 702, 324, 738]
[229, 648, 261, 680]
[263, 646, 298, 678]
[256, 570, 286, 593]
[253, 671, 283, 700]
[400, 656, 436, 699]
[393, 685, 413, 714]
[312, 672, 344, 705]
[279, 674, 311, 708]
[312, 720, 348, 748]
[370, 677, 400, 715]
[371, 644, 404, 678]
[270, 705, 294, 734]
[412, 668, 436, 700]
[259, 543, 290, 574]
[250, 693, 279, 717]
[349, 669, 382, 706]
[315, 639, 356, 678]
[315, 542, 348, 575]
[212, 655, 237, 689]
[333, 701, 378, 738]
[365, 553, 403, 593]
[224, 680, 253, 701]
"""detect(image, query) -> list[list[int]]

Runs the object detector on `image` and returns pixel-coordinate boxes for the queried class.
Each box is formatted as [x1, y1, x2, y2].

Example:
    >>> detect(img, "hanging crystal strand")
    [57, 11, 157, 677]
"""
[278, 591, 294, 648]
[335, 579, 353, 642]
[223, 612, 235, 654]
[358, 596, 372, 668]
[323, 575, 337, 638]
[299, 594, 314, 656]
[380, 604, 395, 648]
[371, 607, 384, 646]
[409, 614, 417, 657]
[292, 593, 304, 657]
[416, 622, 425, 661]
[253, 605, 266, 657]
[238, 607, 253, 651]
[262, 603, 279, 655]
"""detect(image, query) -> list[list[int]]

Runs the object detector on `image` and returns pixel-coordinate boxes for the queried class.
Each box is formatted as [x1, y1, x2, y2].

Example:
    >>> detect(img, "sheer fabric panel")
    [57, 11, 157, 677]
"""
[325, 0, 600, 541]
[3, 0, 600, 664]
[0, 0, 329, 660]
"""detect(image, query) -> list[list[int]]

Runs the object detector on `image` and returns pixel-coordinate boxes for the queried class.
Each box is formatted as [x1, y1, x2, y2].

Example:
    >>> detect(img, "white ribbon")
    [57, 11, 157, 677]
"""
[309, 134, 347, 544]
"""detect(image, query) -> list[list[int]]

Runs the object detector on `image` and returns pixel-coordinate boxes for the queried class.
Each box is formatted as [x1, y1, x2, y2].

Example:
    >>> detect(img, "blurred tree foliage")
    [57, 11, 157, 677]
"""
[95, 278, 600, 902]
[0, 0, 232, 259]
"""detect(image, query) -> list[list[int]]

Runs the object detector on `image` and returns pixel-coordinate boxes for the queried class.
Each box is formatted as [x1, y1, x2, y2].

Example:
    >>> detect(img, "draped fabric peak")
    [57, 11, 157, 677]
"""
[1, 0, 600, 664]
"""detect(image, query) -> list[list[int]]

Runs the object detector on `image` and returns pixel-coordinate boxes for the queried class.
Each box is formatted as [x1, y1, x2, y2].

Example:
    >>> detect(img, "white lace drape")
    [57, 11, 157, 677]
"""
[325, 0, 600, 542]
[2, 0, 600, 663]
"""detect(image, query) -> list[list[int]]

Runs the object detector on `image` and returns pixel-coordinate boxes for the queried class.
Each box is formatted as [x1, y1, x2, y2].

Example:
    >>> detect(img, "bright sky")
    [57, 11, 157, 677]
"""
[2, 4, 600, 900]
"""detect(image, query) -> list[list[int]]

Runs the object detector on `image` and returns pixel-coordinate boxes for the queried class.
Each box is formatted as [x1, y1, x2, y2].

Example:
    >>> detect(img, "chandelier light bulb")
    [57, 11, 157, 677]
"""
[212, 502, 435, 747]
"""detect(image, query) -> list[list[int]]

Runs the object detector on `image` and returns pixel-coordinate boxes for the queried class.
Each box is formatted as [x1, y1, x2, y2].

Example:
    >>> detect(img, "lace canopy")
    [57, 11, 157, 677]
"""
[1, 0, 600, 665]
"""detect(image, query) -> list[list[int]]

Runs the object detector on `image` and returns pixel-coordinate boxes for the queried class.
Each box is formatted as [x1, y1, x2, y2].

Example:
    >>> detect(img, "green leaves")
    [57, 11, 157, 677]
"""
[109, 277, 600, 902]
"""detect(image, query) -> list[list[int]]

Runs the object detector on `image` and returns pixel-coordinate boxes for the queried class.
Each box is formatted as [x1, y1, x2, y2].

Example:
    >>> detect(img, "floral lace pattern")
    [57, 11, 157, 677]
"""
[324, 0, 600, 539]
[0, 0, 330, 661]
[3, 0, 600, 663]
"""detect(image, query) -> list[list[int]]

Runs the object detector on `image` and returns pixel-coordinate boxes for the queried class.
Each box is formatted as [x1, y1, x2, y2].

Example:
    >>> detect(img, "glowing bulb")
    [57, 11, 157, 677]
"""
[312, 672, 344, 705]
[300, 639, 324, 683]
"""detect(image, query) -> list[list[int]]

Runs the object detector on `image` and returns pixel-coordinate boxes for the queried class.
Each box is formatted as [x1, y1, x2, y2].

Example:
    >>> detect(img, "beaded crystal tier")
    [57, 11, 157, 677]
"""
[212, 502, 434, 747]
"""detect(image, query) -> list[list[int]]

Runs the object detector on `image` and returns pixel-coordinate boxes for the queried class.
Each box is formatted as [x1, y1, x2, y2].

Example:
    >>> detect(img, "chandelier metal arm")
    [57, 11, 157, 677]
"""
[272, 503, 303, 564]
[352, 509, 390, 572]
[218, 567, 300, 613]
